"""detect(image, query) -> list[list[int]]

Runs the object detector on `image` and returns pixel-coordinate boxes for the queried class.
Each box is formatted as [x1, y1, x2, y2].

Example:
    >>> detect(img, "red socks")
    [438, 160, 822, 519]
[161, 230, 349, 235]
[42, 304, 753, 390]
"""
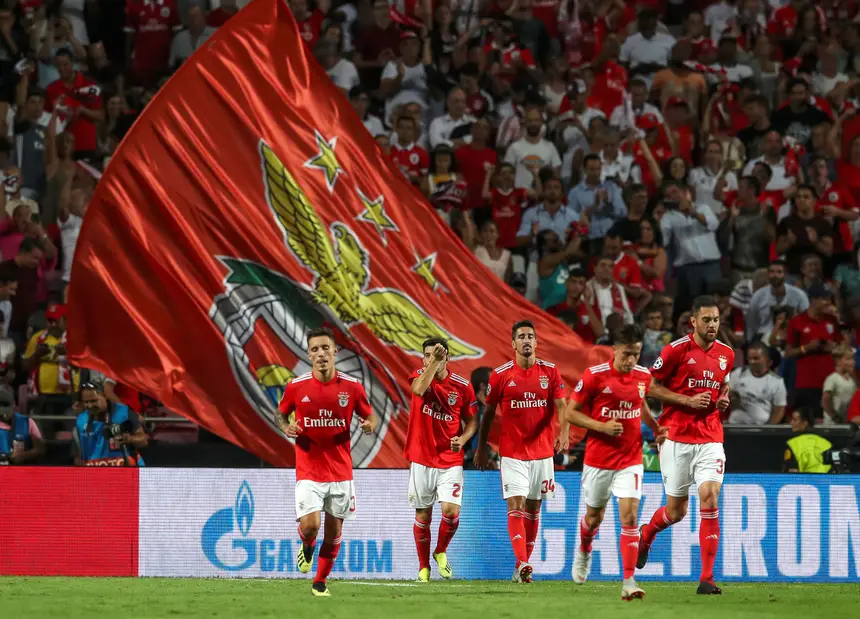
[620, 527, 640, 579]
[700, 508, 720, 582]
[579, 516, 599, 553]
[413, 517, 432, 570]
[524, 511, 540, 560]
[435, 515, 459, 555]
[313, 535, 341, 584]
[641, 505, 676, 547]
[507, 510, 528, 564]
[298, 525, 317, 557]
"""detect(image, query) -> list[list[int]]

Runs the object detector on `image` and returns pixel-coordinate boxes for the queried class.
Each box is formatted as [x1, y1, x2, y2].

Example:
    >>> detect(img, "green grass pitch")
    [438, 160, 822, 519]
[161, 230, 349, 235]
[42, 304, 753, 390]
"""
[1, 578, 858, 618]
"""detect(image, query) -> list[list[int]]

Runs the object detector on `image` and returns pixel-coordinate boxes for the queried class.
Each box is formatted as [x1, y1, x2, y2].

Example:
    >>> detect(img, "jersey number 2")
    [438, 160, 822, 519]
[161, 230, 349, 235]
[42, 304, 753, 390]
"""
[452, 483, 462, 498]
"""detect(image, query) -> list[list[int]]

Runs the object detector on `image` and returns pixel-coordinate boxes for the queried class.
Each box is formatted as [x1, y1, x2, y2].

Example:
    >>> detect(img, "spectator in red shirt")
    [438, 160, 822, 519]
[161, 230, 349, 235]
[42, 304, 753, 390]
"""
[354, 0, 402, 89]
[547, 266, 604, 344]
[808, 155, 859, 263]
[785, 282, 841, 416]
[390, 115, 429, 185]
[124, 0, 182, 87]
[456, 118, 497, 211]
[602, 226, 651, 311]
[460, 63, 494, 118]
[683, 10, 717, 64]
[291, 0, 329, 47]
[45, 51, 104, 158]
[208, 0, 240, 27]
[768, 0, 805, 39]
[483, 162, 536, 250]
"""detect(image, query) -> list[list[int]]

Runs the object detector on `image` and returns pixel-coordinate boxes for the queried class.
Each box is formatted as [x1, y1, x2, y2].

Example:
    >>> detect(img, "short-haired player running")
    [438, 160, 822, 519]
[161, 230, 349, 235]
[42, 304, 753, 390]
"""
[406, 338, 478, 582]
[277, 327, 377, 598]
[566, 324, 666, 600]
[474, 319, 570, 583]
[638, 296, 733, 595]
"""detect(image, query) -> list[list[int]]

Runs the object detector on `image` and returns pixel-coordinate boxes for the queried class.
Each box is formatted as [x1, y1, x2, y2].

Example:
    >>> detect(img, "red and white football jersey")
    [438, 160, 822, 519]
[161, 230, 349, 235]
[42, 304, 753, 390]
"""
[296, 9, 326, 46]
[125, 0, 181, 74]
[390, 142, 430, 181]
[613, 253, 643, 289]
[404, 369, 477, 469]
[685, 36, 716, 63]
[570, 362, 652, 470]
[816, 184, 858, 254]
[491, 187, 528, 248]
[278, 371, 372, 482]
[650, 335, 734, 444]
[486, 359, 565, 460]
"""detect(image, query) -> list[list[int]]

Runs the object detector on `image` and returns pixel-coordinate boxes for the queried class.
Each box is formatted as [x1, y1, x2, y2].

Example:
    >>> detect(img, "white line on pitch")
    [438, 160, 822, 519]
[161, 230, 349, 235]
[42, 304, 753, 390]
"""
[342, 582, 477, 588]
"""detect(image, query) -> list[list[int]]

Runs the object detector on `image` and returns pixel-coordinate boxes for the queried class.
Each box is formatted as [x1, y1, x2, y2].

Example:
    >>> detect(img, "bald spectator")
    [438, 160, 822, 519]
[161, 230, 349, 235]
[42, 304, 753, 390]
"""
[429, 88, 476, 149]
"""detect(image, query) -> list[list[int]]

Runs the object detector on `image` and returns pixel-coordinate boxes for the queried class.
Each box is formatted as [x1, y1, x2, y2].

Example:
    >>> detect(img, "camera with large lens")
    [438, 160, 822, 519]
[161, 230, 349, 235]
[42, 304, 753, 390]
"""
[103, 420, 133, 439]
[822, 424, 860, 473]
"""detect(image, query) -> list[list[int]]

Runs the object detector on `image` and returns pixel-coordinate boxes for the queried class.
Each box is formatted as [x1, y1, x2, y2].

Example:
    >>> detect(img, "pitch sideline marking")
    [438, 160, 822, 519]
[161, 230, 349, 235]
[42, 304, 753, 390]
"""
[342, 582, 476, 588]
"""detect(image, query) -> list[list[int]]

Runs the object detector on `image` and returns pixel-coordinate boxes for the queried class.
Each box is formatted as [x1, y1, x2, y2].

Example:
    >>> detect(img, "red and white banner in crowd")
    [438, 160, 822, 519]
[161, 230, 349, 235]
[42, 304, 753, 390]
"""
[67, 0, 603, 470]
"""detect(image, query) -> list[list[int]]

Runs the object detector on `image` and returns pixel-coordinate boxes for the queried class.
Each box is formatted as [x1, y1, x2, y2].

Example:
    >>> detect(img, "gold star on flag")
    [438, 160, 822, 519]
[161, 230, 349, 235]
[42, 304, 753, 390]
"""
[412, 253, 438, 290]
[356, 190, 399, 245]
[304, 131, 343, 192]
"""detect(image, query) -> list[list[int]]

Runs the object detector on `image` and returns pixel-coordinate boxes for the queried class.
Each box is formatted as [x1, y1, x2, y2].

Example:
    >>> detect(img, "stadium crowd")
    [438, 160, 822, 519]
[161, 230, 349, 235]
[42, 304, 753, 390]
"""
[1, 0, 860, 467]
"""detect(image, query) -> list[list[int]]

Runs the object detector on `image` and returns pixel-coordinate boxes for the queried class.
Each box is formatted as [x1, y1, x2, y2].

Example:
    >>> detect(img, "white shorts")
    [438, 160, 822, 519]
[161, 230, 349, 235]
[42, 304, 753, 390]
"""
[295, 479, 357, 521]
[581, 463, 644, 509]
[500, 456, 555, 500]
[659, 440, 726, 498]
[408, 463, 464, 508]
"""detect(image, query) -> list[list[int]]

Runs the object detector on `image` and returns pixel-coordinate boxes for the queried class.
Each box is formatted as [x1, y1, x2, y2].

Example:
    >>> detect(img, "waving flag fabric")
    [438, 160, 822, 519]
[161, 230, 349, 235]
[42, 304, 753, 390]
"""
[67, 0, 603, 467]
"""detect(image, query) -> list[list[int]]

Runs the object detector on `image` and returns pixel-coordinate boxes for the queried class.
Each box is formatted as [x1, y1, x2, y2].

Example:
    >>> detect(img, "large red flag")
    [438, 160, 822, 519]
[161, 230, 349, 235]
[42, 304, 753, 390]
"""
[67, 0, 604, 467]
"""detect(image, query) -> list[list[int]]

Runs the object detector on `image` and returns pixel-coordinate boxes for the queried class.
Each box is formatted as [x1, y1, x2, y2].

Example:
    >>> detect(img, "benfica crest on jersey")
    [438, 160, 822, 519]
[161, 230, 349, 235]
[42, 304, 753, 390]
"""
[638, 382, 646, 398]
[338, 392, 349, 407]
[718, 355, 728, 371]
[539, 376, 549, 389]
[447, 391, 458, 406]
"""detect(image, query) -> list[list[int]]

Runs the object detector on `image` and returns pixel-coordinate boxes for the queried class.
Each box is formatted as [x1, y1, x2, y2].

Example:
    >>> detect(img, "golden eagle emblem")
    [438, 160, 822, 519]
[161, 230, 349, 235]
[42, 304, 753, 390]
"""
[260, 142, 481, 359]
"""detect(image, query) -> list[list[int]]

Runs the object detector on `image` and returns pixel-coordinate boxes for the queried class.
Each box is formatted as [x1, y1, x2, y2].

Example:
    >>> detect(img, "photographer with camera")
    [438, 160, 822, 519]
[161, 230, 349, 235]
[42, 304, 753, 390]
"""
[0, 390, 44, 465]
[73, 382, 147, 466]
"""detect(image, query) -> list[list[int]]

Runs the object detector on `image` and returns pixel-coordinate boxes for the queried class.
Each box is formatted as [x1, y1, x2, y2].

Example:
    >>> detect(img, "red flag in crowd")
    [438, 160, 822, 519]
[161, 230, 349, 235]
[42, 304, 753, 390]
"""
[67, 0, 603, 467]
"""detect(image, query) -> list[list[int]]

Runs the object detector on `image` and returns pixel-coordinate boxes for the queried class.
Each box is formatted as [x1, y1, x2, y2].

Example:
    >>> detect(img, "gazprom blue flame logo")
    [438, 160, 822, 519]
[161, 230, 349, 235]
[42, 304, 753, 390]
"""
[236, 481, 254, 537]
[201, 482, 258, 571]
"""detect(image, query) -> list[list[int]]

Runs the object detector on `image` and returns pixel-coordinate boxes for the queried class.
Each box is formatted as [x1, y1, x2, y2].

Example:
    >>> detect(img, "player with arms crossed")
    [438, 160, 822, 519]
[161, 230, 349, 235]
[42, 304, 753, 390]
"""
[277, 327, 377, 598]
[474, 319, 570, 583]
[566, 324, 667, 600]
[406, 338, 479, 582]
[638, 296, 733, 594]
